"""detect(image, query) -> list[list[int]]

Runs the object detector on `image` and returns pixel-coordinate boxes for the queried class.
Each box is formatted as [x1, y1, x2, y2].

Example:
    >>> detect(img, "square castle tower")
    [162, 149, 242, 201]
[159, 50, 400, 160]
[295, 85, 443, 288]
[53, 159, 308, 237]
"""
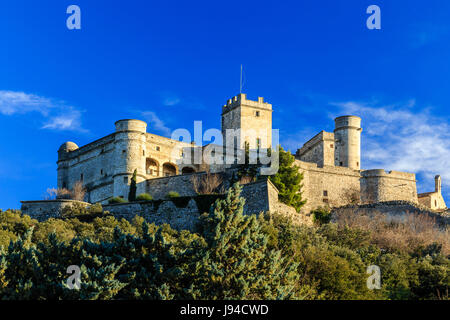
[221, 93, 273, 151]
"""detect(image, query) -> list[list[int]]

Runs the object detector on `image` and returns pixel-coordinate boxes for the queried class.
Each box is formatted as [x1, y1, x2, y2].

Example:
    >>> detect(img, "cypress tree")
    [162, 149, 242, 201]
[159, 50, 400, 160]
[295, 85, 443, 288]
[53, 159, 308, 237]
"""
[128, 169, 137, 202]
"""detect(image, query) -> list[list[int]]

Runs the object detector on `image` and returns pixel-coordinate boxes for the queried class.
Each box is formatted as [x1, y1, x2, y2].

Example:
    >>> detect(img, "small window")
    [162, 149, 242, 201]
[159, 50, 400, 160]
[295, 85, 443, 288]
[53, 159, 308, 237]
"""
[255, 111, 260, 117]
[323, 190, 328, 197]
[143, 150, 145, 156]
[330, 144, 333, 148]
[323, 199, 329, 204]
[156, 146, 160, 151]
[124, 177, 128, 184]
[340, 162, 343, 166]
[122, 150, 126, 154]
[100, 169, 103, 175]
[435, 200, 437, 207]
[357, 162, 359, 167]
[80, 173, 84, 181]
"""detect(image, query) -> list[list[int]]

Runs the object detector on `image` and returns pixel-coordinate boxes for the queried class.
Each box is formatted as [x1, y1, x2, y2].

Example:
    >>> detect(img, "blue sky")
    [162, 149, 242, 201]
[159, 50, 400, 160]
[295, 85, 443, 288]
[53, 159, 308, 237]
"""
[1, 0, 450, 209]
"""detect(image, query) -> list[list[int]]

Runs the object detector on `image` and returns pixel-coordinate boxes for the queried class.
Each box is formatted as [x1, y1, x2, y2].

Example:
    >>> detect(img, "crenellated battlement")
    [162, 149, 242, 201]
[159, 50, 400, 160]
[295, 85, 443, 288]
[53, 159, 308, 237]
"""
[222, 93, 272, 114]
[361, 169, 416, 181]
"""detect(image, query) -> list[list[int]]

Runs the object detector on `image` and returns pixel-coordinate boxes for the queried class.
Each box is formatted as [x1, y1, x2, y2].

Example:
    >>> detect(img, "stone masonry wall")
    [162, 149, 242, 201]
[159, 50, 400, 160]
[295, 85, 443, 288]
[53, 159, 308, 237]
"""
[20, 200, 91, 221]
[360, 169, 418, 204]
[296, 159, 361, 213]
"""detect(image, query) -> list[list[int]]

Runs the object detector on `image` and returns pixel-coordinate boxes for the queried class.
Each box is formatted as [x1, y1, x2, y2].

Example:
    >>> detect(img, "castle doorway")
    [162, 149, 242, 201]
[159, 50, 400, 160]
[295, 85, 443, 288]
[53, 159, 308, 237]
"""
[181, 166, 196, 174]
[163, 163, 177, 177]
[146, 158, 159, 177]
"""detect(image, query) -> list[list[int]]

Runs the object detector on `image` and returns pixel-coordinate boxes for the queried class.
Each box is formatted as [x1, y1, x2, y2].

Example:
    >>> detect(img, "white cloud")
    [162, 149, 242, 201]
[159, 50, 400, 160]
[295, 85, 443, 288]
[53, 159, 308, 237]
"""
[332, 100, 450, 196]
[0, 90, 86, 132]
[141, 111, 171, 136]
[0, 90, 52, 115]
[42, 107, 86, 132]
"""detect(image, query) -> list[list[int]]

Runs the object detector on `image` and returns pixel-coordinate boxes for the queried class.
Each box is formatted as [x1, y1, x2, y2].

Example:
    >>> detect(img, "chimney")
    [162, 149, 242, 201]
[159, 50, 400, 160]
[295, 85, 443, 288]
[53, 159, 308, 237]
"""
[435, 175, 442, 193]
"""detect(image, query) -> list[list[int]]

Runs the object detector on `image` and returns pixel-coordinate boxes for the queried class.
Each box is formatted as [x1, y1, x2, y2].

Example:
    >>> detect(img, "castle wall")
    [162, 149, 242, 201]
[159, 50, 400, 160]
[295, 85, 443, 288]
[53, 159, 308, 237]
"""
[296, 131, 335, 167]
[57, 134, 117, 203]
[295, 159, 361, 213]
[360, 169, 418, 204]
[20, 200, 90, 221]
[57, 120, 194, 204]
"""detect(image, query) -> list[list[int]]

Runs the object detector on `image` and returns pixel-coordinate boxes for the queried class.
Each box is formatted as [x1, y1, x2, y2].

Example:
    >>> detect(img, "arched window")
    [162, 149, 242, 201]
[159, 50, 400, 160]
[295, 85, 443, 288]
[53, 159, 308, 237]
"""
[181, 166, 196, 174]
[146, 158, 159, 177]
[163, 163, 177, 177]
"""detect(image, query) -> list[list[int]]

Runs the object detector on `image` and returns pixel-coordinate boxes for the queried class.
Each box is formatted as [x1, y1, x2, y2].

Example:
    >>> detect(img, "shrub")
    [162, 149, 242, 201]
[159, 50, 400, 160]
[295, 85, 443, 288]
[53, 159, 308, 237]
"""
[191, 171, 223, 194]
[312, 207, 332, 225]
[166, 191, 180, 199]
[136, 193, 153, 201]
[71, 181, 86, 201]
[108, 197, 127, 204]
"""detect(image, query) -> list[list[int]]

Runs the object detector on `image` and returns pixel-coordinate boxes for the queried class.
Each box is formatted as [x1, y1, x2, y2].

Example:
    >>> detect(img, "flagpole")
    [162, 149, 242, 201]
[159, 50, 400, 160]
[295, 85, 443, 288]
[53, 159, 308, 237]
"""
[240, 64, 243, 94]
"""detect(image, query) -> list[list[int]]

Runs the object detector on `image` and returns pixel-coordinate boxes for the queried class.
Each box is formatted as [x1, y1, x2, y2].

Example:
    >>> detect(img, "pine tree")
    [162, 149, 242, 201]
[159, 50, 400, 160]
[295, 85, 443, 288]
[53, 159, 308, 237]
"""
[128, 169, 137, 202]
[269, 146, 306, 212]
[196, 183, 301, 299]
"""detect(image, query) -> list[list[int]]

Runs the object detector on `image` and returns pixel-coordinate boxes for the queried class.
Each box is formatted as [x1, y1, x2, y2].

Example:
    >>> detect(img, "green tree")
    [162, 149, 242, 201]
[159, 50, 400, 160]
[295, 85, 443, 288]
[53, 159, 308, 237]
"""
[195, 183, 301, 299]
[269, 146, 306, 212]
[128, 169, 137, 202]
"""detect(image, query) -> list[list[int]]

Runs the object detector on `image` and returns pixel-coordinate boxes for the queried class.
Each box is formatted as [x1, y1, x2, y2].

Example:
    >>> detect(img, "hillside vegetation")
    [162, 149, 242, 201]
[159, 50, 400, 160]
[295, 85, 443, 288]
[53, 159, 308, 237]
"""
[0, 184, 448, 300]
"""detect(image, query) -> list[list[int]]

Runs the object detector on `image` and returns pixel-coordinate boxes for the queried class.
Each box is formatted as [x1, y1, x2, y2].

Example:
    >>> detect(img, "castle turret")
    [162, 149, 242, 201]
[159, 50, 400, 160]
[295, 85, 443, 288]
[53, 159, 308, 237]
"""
[334, 115, 362, 170]
[57, 141, 79, 189]
[113, 119, 147, 199]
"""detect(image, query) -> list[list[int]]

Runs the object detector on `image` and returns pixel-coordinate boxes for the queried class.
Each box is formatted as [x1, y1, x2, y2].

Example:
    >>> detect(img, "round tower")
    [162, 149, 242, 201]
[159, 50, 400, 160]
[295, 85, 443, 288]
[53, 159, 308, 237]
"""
[334, 115, 362, 170]
[113, 119, 147, 199]
[57, 141, 79, 189]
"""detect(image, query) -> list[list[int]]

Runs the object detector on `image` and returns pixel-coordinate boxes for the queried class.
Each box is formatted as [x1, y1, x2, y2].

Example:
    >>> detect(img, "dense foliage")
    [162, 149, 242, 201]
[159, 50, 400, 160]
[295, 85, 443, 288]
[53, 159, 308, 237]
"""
[0, 184, 448, 300]
[269, 146, 306, 212]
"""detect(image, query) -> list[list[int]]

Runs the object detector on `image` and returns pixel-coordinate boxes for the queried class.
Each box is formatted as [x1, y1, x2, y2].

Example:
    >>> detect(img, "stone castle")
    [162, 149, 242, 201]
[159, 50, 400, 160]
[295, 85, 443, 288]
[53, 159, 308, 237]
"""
[53, 93, 446, 214]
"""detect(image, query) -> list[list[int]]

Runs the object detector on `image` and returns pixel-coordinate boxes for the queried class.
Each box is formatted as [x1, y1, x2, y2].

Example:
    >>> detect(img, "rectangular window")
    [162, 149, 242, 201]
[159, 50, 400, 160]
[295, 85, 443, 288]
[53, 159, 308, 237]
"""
[124, 177, 128, 184]
[323, 190, 328, 197]
[156, 146, 160, 151]
[255, 111, 260, 117]
[80, 173, 84, 181]
[330, 144, 333, 148]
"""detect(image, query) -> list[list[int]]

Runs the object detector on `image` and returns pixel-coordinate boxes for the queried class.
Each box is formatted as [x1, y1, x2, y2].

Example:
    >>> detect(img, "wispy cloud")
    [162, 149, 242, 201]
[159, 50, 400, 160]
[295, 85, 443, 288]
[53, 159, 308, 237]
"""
[160, 91, 206, 110]
[163, 95, 181, 106]
[332, 100, 450, 195]
[141, 111, 171, 136]
[0, 90, 52, 116]
[0, 90, 87, 132]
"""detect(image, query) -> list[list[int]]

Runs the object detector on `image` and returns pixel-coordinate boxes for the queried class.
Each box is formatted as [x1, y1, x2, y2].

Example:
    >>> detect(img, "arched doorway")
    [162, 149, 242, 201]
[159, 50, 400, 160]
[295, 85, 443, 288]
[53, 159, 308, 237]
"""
[163, 163, 177, 177]
[146, 158, 159, 177]
[181, 166, 196, 174]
